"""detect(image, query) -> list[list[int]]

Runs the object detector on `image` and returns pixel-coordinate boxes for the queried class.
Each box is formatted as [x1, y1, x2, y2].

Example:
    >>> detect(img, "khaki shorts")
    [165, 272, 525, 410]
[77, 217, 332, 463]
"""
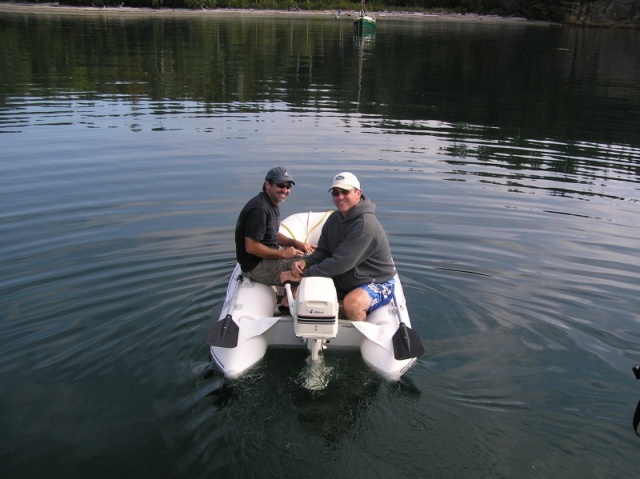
[244, 257, 297, 286]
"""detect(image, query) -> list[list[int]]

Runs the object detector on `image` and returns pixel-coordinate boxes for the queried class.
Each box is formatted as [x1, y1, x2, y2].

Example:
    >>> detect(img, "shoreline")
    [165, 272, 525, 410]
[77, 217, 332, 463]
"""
[0, 2, 555, 26]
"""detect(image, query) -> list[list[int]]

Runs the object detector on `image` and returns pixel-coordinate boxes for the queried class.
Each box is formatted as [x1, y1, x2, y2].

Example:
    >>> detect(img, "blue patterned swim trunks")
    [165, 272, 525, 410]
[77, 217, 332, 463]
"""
[359, 278, 396, 313]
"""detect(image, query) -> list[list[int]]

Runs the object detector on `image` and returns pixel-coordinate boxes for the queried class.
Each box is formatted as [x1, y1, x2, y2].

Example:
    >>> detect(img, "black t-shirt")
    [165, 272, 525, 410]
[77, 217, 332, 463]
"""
[235, 191, 280, 272]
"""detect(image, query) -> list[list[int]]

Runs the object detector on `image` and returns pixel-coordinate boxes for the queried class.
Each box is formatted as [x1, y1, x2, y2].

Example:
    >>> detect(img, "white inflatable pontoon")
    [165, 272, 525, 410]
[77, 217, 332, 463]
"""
[207, 211, 424, 382]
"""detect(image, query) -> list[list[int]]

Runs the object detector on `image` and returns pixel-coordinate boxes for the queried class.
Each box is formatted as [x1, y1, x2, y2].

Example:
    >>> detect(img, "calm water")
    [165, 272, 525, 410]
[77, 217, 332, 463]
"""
[1, 8, 640, 478]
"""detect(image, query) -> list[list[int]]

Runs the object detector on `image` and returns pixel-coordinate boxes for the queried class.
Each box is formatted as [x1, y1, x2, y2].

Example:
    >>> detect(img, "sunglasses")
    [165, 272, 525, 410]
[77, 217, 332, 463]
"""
[331, 188, 353, 197]
[274, 182, 293, 189]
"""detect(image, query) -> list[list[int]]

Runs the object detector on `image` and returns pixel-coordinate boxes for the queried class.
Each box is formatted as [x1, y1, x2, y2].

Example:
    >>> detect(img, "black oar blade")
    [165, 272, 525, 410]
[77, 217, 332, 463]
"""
[392, 322, 425, 360]
[206, 314, 239, 348]
[634, 400, 640, 437]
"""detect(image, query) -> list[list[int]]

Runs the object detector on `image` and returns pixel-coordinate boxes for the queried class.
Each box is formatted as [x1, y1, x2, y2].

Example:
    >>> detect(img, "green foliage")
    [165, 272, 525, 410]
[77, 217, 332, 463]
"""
[183, 0, 217, 8]
[8, 0, 632, 25]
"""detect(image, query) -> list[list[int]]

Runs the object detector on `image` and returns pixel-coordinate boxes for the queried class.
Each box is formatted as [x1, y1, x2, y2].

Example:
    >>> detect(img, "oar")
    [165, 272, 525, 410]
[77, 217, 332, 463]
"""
[392, 321, 425, 360]
[633, 401, 640, 437]
[206, 314, 239, 349]
[389, 290, 426, 360]
[633, 367, 640, 436]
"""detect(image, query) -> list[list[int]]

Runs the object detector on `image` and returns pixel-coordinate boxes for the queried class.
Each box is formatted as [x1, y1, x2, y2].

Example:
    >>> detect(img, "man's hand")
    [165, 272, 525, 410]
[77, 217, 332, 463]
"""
[292, 260, 306, 276]
[281, 246, 304, 259]
[298, 242, 316, 254]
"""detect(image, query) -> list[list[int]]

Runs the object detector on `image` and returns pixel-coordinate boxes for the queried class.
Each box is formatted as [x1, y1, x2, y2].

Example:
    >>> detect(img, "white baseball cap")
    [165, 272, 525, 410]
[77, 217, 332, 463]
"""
[328, 172, 360, 191]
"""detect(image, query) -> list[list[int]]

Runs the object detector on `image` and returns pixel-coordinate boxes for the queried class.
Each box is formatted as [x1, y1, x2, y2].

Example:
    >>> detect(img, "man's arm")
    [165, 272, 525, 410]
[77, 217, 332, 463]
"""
[245, 237, 303, 259]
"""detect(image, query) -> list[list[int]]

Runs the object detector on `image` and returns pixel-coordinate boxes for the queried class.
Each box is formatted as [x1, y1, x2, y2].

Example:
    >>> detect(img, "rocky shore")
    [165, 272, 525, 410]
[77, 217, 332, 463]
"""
[564, 0, 639, 27]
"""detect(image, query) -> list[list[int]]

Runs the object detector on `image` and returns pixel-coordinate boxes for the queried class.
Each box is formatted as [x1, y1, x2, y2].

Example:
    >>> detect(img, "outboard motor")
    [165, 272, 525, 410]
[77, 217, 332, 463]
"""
[285, 277, 339, 360]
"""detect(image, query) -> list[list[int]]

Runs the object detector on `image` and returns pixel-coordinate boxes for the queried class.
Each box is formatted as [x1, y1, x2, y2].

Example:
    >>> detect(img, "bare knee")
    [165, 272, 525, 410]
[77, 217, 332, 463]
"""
[343, 288, 371, 321]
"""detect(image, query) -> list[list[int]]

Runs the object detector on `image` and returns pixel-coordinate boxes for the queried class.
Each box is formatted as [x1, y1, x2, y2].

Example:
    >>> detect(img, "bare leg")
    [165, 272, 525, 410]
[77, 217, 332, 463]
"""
[279, 268, 299, 308]
[280, 284, 297, 308]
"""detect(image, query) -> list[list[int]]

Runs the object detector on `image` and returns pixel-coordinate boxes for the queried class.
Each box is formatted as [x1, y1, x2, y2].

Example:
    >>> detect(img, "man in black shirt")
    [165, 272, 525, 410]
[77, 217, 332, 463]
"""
[235, 166, 315, 286]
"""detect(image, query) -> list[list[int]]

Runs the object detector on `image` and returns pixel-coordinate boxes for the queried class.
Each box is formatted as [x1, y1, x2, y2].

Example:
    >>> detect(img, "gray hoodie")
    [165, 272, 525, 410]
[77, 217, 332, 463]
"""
[303, 196, 396, 292]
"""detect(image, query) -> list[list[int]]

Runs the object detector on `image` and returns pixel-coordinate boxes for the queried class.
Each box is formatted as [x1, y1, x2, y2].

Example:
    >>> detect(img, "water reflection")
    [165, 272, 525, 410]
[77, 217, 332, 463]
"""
[355, 31, 375, 112]
[3, 13, 639, 152]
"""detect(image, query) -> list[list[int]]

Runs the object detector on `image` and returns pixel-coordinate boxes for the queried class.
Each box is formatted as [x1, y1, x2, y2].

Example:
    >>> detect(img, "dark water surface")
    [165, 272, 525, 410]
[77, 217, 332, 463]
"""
[1, 9, 640, 478]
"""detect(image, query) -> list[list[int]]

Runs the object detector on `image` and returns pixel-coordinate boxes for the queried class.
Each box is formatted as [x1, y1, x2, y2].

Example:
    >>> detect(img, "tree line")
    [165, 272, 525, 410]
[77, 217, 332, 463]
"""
[8, 1, 640, 25]
[8, 0, 578, 22]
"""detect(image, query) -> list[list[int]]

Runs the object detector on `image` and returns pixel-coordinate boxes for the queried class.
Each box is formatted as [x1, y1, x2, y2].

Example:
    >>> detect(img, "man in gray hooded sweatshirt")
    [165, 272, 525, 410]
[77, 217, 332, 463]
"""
[282, 172, 396, 321]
